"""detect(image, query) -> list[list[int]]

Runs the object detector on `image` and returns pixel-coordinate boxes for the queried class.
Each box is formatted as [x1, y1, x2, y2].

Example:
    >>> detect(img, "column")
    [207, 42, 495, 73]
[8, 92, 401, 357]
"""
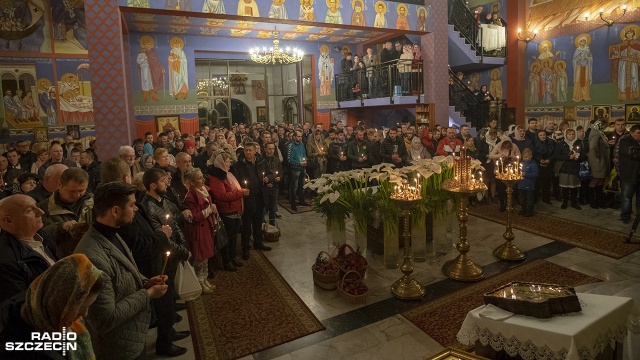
[424, 0, 449, 127]
[506, 0, 529, 125]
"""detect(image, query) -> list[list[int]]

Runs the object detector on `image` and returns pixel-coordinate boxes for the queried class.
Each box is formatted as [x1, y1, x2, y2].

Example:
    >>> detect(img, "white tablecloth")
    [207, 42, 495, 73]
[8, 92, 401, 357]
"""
[478, 24, 506, 51]
[457, 293, 633, 360]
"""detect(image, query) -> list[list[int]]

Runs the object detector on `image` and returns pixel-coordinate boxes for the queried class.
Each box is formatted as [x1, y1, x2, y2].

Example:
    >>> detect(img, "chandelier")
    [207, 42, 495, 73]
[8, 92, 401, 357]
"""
[249, 30, 304, 65]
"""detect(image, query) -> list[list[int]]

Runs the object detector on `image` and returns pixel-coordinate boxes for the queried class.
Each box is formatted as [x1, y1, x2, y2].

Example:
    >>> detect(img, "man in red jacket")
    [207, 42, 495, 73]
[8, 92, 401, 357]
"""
[436, 127, 463, 156]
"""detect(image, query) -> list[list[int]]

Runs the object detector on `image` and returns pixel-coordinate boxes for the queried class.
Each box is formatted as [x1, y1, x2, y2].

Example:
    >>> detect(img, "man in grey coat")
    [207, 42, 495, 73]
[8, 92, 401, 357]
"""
[75, 182, 168, 360]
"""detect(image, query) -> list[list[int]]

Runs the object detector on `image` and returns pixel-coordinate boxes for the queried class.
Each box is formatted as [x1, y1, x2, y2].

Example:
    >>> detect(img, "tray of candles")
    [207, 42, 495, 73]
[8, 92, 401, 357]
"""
[483, 282, 582, 318]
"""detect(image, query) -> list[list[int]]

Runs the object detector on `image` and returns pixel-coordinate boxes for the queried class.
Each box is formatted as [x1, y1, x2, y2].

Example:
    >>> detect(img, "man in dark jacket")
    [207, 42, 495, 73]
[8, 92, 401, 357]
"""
[171, 152, 192, 201]
[328, 132, 350, 173]
[16, 140, 36, 171]
[347, 128, 371, 169]
[618, 125, 640, 223]
[533, 130, 555, 205]
[101, 159, 188, 357]
[80, 150, 101, 193]
[381, 127, 408, 167]
[0, 194, 57, 304]
[258, 142, 283, 226]
[231, 142, 271, 258]
[26, 163, 67, 203]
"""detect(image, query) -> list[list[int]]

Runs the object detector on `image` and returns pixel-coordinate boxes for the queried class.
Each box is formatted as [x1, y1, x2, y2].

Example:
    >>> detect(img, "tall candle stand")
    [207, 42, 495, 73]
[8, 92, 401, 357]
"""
[441, 148, 487, 281]
[390, 181, 425, 300]
[494, 161, 526, 261]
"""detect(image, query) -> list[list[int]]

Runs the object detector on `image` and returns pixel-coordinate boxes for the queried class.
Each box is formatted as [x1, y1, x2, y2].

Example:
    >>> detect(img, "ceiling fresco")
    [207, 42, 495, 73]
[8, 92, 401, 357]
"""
[121, 8, 419, 44]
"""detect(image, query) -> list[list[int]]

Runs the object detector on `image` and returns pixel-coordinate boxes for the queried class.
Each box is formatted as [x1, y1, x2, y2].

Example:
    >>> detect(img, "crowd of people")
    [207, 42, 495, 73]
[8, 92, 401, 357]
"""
[1, 115, 639, 359]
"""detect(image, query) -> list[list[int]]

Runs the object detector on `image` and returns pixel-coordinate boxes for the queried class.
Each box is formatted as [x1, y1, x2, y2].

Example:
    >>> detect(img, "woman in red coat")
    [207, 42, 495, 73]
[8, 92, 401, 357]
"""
[208, 152, 249, 271]
[183, 167, 217, 294]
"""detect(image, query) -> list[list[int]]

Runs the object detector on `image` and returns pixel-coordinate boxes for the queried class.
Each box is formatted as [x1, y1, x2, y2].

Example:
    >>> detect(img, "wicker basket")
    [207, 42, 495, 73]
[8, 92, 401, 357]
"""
[312, 251, 340, 290]
[333, 243, 368, 278]
[338, 270, 368, 304]
[262, 222, 281, 242]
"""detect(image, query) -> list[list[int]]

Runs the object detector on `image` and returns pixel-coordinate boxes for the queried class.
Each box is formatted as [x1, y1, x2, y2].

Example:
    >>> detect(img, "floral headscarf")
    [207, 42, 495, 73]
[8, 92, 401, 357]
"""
[22, 254, 103, 360]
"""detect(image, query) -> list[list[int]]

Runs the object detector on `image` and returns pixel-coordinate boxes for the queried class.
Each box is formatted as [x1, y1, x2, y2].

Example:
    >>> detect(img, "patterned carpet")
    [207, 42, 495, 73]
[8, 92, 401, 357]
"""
[468, 203, 640, 259]
[187, 251, 325, 360]
[401, 259, 600, 349]
[278, 198, 314, 214]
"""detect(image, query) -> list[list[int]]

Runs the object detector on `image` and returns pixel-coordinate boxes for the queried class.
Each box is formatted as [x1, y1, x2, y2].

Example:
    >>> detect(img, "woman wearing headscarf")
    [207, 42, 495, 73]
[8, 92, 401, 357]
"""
[554, 128, 585, 209]
[488, 138, 521, 211]
[306, 130, 327, 178]
[183, 168, 216, 294]
[477, 128, 499, 202]
[208, 152, 248, 272]
[419, 127, 436, 157]
[587, 119, 610, 208]
[408, 136, 430, 161]
[139, 153, 155, 171]
[0, 254, 104, 360]
[533, 129, 556, 205]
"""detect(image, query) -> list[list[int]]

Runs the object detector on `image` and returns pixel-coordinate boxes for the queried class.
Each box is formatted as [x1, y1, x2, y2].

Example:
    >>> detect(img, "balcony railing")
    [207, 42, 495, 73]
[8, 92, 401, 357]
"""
[334, 59, 423, 106]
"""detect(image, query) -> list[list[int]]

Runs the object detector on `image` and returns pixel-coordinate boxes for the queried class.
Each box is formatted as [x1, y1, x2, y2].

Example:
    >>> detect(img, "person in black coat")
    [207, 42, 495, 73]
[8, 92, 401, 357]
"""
[0, 194, 58, 304]
[230, 142, 271, 259]
[554, 129, 585, 210]
[534, 130, 555, 204]
[618, 125, 640, 223]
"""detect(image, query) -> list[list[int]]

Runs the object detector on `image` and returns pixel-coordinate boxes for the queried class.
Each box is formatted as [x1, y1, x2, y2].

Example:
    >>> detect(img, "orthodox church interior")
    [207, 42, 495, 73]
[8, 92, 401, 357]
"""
[3, 0, 640, 359]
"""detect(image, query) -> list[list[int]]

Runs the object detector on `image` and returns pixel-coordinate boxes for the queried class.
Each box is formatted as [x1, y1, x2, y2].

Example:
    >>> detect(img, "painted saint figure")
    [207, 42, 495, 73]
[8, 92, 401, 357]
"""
[13, 89, 30, 120]
[373, 1, 387, 28]
[51, 0, 88, 50]
[22, 90, 39, 121]
[628, 107, 640, 122]
[396, 4, 409, 30]
[3, 90, 21, 121]
[540, 60, 554, 104]
[37, 78, 58, 126]
[351, 0, 365, 26]
[489, 69, 502, 100]
[319, 44, 334, 96]
[238, 0, 260, 17]
[554, 60, 568, 103]
[324, 0, 342, 24]
[618, 27, 640, 101]
[268, 0, 288, 19]
[298, 0, 315, 21]
[572, 34, 592, 102]
[137, 35, 165, 102]
[202, 0, 225, 13]
[168, 37, 189, 99]
[529, 63, 540, 105]
[416, 7, 427, 31]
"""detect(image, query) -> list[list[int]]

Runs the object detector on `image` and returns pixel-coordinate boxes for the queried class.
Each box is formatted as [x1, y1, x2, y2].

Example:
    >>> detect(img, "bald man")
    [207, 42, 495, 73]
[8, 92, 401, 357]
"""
[37, 144, 76, 179]
[27, 163, 68, 203]
[0, 194, 57, 303]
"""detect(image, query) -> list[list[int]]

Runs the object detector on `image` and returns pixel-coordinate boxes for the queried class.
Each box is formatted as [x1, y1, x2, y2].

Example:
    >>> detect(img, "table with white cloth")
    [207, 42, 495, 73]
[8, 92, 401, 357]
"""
[456, 293, 633, 360]
[478, 24, 506, 52]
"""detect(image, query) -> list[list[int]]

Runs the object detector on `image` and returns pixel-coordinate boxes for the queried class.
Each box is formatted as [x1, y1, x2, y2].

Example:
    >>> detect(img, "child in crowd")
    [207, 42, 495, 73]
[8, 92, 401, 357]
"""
[518, 148, 539, 217]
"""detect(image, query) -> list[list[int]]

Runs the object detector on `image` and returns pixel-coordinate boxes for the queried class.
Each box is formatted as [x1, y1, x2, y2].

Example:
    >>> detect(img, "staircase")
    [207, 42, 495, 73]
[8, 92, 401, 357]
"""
[448, 24, 506, 69]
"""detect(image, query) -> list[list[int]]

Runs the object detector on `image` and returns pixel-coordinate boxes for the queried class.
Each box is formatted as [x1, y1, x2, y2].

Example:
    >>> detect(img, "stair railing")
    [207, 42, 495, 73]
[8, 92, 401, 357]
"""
[448, 68, 481, 128]
[448, 0, 481, 58]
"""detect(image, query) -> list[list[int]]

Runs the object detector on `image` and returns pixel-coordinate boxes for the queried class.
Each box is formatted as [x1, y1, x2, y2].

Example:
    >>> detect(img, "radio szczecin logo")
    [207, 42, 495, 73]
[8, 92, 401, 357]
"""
[5, 327, 77, 355]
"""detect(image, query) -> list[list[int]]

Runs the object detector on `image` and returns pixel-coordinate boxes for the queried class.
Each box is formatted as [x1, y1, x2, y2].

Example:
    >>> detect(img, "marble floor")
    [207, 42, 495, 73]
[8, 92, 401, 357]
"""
[146, 199, 640, 359]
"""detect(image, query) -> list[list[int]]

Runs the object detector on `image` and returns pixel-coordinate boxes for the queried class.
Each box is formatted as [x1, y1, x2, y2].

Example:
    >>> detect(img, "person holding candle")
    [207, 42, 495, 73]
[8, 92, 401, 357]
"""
[231, 141, 272, 259]
[533, 130, 556, 205]
[477, 128, 499, 203]
[587, 119, 610, 209]
[435, 127, 463, 157]
[208, 152, 248, 270]
[287, 130, 309, 212]
[328, 131, 349, 173]
[408, 136, 430, 161]
[489, 138, 521, 212]
[75, 182, 173, 359]
[347, 128, 372, 169]
[183, 168, 217, 294]
[258, 142, 283, 226]
[517, 149, 539, 217]
[381, 126, 408, 167]
[554, 128, 585, 210]
[306, 129, 327, 178]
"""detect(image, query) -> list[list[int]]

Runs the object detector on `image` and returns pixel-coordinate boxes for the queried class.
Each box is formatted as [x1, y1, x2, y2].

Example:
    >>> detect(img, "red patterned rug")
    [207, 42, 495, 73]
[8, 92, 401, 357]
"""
[468, 202, 640, 259]
[401, 259, 600, 348]
[187, 251, 324, 360]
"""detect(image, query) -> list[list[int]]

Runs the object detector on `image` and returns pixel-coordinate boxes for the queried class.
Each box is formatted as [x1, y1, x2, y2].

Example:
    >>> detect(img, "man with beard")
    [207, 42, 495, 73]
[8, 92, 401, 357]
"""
[381, 127, 408, 167]
[347, 128, 370, 169]
[436, 127, 463, 157]
[75, 182, 170, 360]
[137, 36, 165, 102]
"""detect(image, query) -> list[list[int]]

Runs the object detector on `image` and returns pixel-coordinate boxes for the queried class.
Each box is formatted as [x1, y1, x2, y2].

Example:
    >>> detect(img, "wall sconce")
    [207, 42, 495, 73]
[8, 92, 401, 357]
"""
[599, 5, 627, 26]
[517, 28, 538, 43]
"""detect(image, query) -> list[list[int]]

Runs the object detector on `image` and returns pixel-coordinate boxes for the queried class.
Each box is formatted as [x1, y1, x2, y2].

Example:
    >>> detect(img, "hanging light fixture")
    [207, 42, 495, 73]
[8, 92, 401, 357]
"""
[249, 29, 304, 65]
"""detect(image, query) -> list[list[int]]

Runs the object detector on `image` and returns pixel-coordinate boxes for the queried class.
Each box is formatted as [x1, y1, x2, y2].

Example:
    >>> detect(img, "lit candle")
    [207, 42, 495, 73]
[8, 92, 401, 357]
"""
[340, 151, 344, 157]
[244, 180, 248, 187]
[275, 171, 278, 176]
[160, 251, 170, 276]
[164, 214, 170, 225]
[262, 172, 265, 178]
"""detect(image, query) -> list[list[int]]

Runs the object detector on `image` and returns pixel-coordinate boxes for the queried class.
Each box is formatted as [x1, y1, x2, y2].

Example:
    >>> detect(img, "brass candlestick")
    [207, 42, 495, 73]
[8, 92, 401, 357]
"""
[494, 177, 525, 261]
[442, 151, 487, 282]
[390, 182, 425, 300]
[441, 189, 485, 281]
